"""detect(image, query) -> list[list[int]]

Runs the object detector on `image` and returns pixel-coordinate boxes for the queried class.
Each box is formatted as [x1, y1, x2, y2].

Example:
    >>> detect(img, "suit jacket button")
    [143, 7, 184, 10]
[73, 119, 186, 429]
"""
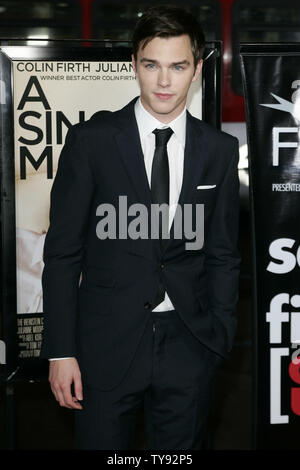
[144, 302, 151, 309]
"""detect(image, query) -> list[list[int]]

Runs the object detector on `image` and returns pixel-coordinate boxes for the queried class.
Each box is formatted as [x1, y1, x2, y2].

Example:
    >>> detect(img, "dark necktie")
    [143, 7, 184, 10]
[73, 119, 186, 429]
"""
[151, 127, 173, 307]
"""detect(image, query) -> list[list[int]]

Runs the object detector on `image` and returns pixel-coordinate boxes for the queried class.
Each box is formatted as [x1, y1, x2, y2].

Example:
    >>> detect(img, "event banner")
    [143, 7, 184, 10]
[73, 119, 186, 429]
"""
[0, 41, 220, 380]
[240, 44, 300, 449]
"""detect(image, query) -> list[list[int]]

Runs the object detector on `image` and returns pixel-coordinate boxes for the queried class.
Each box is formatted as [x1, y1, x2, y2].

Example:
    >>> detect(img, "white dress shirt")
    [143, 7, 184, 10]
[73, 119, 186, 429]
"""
[134, 97, 186, 311]
[49, 97, 186, 360]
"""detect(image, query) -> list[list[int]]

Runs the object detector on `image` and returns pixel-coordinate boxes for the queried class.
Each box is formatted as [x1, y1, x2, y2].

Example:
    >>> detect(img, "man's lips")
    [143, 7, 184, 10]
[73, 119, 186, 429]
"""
[154, 93, 173, 100]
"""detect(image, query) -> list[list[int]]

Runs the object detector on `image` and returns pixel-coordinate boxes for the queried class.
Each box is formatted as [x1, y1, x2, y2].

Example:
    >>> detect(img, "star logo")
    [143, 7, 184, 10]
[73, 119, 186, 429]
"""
[260, 93, 300, 123]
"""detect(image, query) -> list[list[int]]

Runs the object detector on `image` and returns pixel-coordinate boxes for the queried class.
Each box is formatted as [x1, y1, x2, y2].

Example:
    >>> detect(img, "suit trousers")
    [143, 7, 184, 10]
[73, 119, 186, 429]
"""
[74, 309, 223, 450]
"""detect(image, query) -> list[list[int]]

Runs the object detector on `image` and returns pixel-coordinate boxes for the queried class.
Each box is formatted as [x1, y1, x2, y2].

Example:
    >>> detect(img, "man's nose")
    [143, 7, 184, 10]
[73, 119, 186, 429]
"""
[157, 68, 171, 87]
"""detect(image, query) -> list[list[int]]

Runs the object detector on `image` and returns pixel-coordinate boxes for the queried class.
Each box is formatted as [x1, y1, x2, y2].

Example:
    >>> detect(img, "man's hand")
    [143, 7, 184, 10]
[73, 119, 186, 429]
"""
[49, 358, 83, 409]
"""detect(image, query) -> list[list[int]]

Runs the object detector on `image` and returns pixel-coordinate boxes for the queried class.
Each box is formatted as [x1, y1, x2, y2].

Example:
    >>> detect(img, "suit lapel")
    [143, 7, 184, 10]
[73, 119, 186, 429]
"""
[163, 111, 204, 252]
[114, 97, 152, 216]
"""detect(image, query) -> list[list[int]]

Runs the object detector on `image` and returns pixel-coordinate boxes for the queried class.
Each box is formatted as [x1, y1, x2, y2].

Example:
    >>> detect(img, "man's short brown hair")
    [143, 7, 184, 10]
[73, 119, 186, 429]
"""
[132, 4, 206, 68]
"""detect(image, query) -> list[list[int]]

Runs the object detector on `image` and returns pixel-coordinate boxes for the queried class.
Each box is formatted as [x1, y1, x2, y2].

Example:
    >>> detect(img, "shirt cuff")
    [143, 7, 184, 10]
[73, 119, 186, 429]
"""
[48, 357, 73, 361]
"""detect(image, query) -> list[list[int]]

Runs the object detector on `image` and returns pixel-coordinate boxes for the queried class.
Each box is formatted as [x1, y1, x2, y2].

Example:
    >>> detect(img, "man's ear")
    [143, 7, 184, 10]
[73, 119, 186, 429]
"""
[192, 59, 203, 82]
[131, 54, 137, 76]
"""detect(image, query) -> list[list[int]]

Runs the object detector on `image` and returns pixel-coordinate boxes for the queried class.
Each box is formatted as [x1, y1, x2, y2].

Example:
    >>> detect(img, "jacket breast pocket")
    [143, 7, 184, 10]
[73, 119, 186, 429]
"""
[192, 186, 217, 210]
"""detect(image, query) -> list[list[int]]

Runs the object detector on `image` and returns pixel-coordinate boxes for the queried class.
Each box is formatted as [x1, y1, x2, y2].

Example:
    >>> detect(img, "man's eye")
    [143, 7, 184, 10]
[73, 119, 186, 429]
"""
[174, 65, 183, 71]
[145, 63, 155, 69]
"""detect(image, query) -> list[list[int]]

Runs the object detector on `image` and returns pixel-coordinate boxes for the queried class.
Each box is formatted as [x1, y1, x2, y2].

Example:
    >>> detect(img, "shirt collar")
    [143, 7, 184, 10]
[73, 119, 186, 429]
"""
[135, 97, 186, 147]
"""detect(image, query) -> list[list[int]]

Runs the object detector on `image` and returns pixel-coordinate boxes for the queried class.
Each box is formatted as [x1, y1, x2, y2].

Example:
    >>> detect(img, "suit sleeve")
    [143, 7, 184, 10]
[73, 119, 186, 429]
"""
[204, 137, 241, 354]
[40, 126, 95, 359]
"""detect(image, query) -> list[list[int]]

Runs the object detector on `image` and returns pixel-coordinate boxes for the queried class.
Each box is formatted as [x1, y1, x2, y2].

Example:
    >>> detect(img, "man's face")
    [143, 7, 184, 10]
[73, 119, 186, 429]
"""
[132, 34, 202, 123]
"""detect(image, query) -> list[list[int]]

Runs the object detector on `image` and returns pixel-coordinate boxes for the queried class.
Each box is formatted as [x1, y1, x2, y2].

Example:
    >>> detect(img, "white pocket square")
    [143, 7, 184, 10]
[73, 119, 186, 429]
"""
[196, 184, 216, 189]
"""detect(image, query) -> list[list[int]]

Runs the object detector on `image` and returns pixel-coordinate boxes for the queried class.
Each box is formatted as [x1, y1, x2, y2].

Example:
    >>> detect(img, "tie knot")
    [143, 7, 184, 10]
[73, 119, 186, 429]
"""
[152, 127, 173, 147]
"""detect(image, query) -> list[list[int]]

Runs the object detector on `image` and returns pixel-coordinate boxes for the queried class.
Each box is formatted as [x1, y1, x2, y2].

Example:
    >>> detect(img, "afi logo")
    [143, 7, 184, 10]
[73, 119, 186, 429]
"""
[260, 81, 300, 166]
[261, 80, 300, 122]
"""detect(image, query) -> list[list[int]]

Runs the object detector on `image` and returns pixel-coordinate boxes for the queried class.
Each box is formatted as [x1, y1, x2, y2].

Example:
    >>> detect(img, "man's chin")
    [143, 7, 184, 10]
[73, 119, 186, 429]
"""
[149, 102, 176, 116]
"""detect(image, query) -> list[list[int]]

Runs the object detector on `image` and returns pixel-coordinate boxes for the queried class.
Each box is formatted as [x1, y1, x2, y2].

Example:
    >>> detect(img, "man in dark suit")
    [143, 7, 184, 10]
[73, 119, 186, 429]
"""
[40, 5, 240, 450]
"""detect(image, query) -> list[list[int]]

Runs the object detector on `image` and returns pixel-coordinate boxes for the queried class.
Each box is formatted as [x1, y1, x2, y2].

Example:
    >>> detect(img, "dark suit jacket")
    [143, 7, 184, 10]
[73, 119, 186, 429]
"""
[40, 96, 240, 391]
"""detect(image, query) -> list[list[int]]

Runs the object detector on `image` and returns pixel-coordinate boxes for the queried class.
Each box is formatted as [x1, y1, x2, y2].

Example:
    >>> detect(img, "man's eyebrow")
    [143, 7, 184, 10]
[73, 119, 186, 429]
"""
[171, 60, 190, 66]
[140, 58, 158, 63]
[140, 58, 190, 66]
